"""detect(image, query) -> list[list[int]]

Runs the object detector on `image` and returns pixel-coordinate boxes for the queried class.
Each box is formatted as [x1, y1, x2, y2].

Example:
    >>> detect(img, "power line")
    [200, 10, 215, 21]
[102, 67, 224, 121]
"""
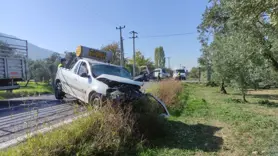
[139, 32, 196, 39]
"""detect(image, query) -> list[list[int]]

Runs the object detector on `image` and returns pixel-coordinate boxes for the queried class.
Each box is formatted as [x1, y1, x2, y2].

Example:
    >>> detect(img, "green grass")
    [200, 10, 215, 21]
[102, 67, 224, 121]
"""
[2, 83, 278, 155]
[139, 84, 278, 155]
[0, 81, 53, 99]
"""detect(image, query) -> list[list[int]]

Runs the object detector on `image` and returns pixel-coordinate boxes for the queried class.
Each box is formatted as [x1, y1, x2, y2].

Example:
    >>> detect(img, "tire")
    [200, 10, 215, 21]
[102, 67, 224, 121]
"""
[89, 93, 103, 110]
[55, 81, 64, 100]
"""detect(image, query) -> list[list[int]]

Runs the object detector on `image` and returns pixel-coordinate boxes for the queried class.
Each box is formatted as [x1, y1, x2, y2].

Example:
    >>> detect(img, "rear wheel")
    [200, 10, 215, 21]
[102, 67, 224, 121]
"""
[55, 81, 64, 100]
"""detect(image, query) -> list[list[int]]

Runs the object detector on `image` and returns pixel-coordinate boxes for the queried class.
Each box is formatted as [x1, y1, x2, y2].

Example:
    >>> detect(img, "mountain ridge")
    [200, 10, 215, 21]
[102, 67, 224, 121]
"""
[0, 32, 59, 60]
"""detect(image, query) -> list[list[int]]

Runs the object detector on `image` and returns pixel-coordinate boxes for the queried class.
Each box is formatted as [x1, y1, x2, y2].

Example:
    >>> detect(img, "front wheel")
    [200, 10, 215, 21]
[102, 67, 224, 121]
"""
[55, 81, 64, 100]
[89, 93, 103, 110]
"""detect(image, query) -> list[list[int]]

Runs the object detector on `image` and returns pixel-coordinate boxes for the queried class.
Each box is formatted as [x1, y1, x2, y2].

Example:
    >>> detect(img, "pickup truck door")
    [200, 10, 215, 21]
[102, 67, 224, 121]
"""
[74, 61, 91, 101]
[65, 61, 81, 98]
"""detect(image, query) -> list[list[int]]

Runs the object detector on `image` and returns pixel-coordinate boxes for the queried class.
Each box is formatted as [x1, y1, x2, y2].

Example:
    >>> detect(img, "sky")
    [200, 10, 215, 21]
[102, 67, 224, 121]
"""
[0, 0, 208, 70]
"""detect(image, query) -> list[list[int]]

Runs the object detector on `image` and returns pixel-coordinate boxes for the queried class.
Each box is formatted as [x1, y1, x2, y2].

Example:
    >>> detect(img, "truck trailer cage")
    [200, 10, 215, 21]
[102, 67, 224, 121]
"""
[0, 35, 28, 90]
[0, 35, 28, 58]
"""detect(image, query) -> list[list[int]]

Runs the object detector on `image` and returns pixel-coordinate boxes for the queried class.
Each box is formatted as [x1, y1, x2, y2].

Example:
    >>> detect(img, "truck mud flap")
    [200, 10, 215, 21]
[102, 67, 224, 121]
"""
[144, 93, 170, 118]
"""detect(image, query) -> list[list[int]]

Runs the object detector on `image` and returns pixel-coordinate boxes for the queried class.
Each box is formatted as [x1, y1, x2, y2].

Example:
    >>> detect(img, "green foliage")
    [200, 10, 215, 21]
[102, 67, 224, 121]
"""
[127, 51, 154, 75]
[125, 63, 139, 75]
[198, 0, 278, 100]
[154, 46, 165, 68]
[188, 67, 200, 79]
[100, 42, 121, 65]
[28, 59, 51, 82]
[128, 51, 153, 67]
[0, 41, 16, 56]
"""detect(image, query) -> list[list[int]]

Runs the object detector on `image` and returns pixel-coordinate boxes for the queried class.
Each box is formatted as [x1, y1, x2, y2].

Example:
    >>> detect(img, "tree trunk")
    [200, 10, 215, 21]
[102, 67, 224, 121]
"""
[24, 79, 30, 87]
[254, 83, 258, 91]
[220, 80, 227, 94]
[241, 87, 248, 103]
[243, 93, 247, 103]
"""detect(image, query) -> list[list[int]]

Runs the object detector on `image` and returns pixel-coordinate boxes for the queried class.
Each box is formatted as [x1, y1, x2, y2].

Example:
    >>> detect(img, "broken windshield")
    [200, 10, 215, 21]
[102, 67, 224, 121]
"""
[91, 64, 132, 79]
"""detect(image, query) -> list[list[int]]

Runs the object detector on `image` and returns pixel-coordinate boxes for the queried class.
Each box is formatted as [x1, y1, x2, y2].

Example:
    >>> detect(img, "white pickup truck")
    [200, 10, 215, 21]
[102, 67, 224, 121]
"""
[55, 46, 170, 117]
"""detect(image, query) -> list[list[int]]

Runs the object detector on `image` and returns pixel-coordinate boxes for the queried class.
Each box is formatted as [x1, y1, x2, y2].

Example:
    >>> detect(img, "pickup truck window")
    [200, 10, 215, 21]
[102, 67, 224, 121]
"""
[78, 62, 88, 76]
[73, 61, 81, 74]
[91, 64, 132, 79]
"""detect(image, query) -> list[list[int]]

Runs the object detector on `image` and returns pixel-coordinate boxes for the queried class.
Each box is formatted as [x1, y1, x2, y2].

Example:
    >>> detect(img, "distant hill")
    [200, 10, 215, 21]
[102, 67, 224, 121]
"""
[0, 32, 58, 60]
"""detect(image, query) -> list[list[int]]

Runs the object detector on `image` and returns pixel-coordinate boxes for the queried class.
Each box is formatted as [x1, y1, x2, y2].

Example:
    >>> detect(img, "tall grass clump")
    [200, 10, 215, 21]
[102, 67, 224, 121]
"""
[151, 80, 188, 116]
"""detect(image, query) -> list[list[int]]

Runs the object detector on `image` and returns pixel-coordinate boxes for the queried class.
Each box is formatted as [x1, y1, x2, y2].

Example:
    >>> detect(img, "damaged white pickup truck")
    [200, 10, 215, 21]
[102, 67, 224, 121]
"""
[55, 46, 170, 117]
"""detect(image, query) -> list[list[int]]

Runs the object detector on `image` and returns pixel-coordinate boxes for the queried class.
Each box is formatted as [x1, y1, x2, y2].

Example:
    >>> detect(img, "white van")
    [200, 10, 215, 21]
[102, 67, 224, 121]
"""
[173, 68, 187, 80]
[152, 68, 169, 79]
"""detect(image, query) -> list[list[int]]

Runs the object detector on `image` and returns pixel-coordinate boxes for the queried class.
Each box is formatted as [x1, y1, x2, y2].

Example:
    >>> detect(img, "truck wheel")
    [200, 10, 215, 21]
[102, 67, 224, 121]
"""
[89, 93, 103, 110]
[55, 81, 64, 100]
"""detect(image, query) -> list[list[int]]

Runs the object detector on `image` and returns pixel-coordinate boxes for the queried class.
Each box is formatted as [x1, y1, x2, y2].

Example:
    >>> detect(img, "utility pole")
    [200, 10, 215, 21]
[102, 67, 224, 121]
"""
[116, 26, 125, 67]
[167, 57, 171, 69]
[129, 30, 138, 77]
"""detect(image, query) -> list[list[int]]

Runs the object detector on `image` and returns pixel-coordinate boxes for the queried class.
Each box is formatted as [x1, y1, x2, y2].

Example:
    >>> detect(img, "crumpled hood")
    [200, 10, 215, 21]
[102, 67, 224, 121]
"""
[96, 74, 143, 87]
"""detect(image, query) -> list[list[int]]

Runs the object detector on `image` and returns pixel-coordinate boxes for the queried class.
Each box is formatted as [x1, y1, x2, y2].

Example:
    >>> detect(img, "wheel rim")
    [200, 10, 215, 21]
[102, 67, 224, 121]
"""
[93, 98, 100, 107]
[90, 95, 102, 110]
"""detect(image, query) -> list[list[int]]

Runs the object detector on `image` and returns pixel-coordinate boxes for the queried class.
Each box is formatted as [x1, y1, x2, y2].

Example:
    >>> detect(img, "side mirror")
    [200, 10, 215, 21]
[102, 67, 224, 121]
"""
[80, 73, 89, 78]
